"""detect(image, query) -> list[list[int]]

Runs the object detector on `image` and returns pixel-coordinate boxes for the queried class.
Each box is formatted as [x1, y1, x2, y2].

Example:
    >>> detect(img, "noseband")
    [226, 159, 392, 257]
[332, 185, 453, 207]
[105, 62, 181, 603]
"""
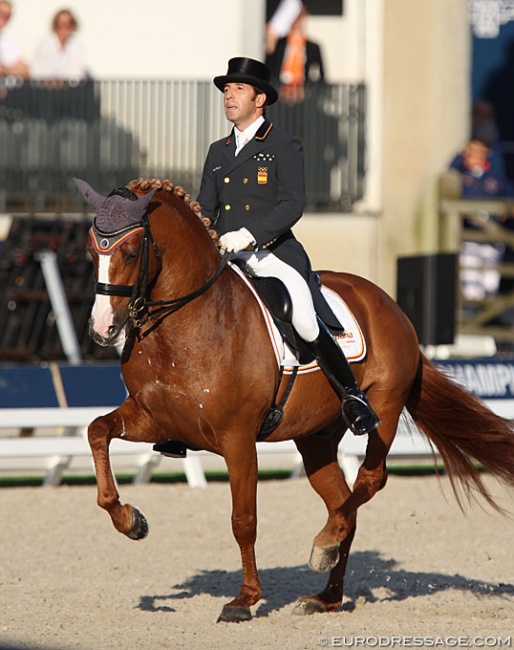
[90, 190, 229, 329]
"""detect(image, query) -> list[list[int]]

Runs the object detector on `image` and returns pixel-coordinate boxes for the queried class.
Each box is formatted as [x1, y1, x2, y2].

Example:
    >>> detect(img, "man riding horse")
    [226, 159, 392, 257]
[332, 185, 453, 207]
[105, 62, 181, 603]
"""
[156, 57, 379, 458]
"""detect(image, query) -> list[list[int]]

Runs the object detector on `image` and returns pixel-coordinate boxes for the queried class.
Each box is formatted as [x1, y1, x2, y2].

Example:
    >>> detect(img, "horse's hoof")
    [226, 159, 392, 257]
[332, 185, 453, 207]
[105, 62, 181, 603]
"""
[292, 598, 327, 616]
[217, 605, 252, 623]
[127, 506, 149, 540]
[309, 544, 339, 572]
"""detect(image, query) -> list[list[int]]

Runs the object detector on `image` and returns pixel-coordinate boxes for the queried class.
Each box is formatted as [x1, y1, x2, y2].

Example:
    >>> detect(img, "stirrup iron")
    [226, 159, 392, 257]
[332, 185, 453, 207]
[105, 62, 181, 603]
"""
[341, 389, 380, 436]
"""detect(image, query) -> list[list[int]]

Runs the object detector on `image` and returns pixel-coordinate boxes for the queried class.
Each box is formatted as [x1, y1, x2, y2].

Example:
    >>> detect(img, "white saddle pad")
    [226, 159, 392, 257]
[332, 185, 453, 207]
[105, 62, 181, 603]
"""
[230, 263, 366, 375]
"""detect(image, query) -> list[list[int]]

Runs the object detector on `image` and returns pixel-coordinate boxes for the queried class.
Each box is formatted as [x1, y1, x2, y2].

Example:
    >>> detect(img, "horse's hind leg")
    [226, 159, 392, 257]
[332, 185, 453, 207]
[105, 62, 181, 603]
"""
[88, 398, 153, 539]
[295, 520, 357, 615]
[292, 406, 400, 615]
[292, 433, 356, 614]
[305, 402, 403, 579]
[322, 410, 402, 551]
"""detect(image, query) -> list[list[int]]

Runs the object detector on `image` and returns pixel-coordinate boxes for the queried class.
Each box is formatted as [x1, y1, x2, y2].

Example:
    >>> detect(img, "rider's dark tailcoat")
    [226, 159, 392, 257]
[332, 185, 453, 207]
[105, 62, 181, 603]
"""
[196, 118, 340, 328]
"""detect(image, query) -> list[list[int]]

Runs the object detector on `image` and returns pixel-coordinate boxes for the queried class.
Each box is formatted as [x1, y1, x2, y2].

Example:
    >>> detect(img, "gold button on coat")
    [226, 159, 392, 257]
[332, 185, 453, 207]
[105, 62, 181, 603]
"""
[245, 204, 251, 211]
[243, 178, 248, 184]
[225, 204, 231, 210]
[224, 177, 230, 183]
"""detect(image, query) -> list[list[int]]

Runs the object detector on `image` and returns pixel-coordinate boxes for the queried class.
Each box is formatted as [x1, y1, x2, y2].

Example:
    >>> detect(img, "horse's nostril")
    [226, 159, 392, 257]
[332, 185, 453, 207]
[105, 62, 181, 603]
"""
[92, 331, 106, 346]
[107, 325, 122, 343]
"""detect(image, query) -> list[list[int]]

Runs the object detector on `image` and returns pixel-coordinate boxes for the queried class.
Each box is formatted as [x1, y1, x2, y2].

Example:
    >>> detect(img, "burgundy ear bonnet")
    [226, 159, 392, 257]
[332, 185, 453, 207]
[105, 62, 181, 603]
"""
[74, 178, 157, 254]
[74, 178, 157, 233]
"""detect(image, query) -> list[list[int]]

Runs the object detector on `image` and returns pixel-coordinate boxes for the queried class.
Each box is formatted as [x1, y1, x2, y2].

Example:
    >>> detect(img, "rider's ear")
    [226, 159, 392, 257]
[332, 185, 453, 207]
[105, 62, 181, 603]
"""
[255, 92, 266, 109]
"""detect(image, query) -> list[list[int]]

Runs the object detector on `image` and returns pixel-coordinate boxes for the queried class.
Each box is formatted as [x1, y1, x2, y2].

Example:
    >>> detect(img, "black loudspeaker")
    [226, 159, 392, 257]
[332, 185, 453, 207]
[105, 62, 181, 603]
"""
[396, 253, 457, 346]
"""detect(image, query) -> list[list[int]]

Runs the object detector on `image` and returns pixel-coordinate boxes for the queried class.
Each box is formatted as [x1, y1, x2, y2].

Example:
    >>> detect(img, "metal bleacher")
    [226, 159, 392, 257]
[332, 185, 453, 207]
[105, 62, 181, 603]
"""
[0, 214, 118, 363]
[0, 77, 366, 212]
[0, 79, 139, 212]
[0, 118, 137, 211]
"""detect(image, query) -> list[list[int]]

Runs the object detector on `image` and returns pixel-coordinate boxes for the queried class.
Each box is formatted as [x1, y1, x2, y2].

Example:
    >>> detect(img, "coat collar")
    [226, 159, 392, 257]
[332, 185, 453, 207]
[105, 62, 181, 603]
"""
[255, 118, 273, 141]
[224, 118, 273, 147]
[221, 119, 274, 171]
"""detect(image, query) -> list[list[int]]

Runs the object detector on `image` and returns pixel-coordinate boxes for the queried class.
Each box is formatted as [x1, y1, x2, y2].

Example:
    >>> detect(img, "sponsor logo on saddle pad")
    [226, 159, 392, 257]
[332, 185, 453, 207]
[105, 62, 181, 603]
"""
[230, 263, 366, 374]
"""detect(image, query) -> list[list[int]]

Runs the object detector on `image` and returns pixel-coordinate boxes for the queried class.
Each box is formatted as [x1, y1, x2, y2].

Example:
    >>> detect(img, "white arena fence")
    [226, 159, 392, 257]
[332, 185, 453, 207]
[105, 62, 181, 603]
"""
[0, 358, 513, 488]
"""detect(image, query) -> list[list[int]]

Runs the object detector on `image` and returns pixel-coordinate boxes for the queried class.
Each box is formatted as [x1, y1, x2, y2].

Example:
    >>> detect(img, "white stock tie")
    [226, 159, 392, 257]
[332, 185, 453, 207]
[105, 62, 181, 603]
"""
[236, 132, 249, 156]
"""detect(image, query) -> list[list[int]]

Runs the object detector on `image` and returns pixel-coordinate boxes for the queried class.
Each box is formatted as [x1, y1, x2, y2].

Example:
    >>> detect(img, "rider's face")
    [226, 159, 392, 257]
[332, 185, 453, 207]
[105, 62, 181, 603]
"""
[223, 82, 265, 131]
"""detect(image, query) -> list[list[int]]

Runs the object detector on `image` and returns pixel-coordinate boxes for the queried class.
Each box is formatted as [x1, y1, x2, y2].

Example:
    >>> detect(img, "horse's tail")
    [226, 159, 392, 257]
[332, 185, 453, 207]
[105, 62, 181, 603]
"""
[405, 354, 514, 511]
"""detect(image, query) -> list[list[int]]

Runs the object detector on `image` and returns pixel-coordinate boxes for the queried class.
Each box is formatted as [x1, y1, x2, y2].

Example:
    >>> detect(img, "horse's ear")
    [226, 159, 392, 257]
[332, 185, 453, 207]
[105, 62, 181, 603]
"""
[125, 187, 158, 221]
[73, 178, 107, 210]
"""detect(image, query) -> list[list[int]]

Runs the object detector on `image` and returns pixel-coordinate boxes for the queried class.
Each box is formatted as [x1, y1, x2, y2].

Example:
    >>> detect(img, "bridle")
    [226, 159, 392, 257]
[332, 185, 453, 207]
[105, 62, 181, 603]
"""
[91, 189, 230, 330]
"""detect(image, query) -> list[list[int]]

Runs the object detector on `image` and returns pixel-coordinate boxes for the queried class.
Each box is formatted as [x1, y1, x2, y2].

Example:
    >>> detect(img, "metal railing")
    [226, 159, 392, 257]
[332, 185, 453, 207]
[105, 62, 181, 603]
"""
[0, 78, 366, 212]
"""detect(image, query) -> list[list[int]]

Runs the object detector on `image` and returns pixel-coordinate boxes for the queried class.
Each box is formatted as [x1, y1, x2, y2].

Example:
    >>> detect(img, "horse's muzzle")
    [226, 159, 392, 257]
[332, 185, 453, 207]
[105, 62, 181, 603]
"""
[89, 322, 123, 347]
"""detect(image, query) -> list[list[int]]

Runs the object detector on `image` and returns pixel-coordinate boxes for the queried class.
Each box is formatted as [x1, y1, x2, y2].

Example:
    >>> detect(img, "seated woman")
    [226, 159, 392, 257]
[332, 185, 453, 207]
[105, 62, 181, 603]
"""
[30, 9, 87, 82]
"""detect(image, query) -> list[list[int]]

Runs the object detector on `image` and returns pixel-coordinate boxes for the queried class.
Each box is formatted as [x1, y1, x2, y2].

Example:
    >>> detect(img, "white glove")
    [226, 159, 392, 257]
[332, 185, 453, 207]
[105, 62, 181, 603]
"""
[219, 227, 256, 253]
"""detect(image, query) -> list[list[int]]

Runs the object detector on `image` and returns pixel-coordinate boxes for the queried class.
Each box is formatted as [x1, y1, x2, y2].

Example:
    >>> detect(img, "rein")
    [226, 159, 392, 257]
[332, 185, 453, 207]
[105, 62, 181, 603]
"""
[135, 251, 230, 327]
[93, 210, 230, 329]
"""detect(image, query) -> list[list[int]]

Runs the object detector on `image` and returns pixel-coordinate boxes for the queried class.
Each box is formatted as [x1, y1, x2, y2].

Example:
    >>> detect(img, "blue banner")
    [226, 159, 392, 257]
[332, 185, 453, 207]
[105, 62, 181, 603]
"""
[436, 359, 514, 399]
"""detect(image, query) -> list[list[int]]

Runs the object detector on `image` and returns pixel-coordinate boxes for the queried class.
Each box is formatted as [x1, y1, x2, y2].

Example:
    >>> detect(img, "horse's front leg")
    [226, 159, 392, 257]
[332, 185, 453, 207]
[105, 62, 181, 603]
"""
[217, 439, 261, 623]
[88, 402, 151, 540]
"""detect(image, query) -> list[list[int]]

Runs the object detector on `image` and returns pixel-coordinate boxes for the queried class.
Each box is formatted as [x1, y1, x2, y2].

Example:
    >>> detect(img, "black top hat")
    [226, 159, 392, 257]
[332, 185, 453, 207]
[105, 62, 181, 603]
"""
[214, 57, 278, 105]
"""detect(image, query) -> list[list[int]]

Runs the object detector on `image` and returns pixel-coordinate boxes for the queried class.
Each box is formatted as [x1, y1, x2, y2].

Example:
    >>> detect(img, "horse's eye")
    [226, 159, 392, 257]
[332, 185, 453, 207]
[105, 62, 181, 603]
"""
[124, 251, 139, 264]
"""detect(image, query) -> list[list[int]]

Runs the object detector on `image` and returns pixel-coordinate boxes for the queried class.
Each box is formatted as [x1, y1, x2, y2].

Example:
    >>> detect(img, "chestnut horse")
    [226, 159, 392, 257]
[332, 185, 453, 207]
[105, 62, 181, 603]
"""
[81, 178, 514, 623]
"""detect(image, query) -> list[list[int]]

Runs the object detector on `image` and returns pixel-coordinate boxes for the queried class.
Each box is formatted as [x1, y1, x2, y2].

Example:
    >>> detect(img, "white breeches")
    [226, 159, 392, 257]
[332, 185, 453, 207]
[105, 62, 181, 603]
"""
[234, 249, 320, 342]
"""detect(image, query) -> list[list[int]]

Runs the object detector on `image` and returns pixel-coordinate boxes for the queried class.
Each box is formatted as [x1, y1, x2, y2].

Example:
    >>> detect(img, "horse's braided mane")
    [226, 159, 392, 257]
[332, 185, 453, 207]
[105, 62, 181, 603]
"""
[127, 177, 216, 240]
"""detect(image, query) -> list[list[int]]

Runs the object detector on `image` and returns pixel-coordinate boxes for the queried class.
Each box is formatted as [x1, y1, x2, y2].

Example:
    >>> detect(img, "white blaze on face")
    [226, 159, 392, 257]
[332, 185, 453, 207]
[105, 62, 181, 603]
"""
[91, 254, 116, 339]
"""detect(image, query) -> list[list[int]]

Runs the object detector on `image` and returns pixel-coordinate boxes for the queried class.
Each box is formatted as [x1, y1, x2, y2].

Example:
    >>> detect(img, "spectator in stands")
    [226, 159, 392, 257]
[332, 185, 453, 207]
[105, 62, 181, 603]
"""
[470, 99, 507, 179]
[30, 9, 87, 82]
[265, 0, 303, 55]
[448, 131, 514, 310]
[449, 131, 514, 198]
[265, 2, 324, 105]
[0, 0, 28, 78]
[265, 0, 332, 202]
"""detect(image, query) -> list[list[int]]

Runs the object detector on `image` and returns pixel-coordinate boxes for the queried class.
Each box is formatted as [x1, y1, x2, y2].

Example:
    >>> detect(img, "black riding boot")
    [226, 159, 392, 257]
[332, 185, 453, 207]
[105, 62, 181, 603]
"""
[307, 320, 381, 436]
[152, 440, 188, 458]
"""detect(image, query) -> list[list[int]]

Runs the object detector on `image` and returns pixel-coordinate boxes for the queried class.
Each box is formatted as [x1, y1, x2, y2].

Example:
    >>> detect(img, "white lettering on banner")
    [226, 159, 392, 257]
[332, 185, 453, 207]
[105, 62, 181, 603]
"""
[468, 0, 514, 38]
[437, 363, 514, 398]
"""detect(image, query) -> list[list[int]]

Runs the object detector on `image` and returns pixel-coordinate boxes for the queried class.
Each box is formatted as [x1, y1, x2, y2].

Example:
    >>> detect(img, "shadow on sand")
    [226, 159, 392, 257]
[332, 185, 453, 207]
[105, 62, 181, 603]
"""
[136, 549, 514, 617]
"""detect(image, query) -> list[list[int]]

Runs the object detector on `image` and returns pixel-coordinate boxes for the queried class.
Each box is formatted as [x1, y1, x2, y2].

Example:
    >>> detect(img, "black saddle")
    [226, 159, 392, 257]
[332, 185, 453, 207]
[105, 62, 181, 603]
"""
[245, 274, 315, 365]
